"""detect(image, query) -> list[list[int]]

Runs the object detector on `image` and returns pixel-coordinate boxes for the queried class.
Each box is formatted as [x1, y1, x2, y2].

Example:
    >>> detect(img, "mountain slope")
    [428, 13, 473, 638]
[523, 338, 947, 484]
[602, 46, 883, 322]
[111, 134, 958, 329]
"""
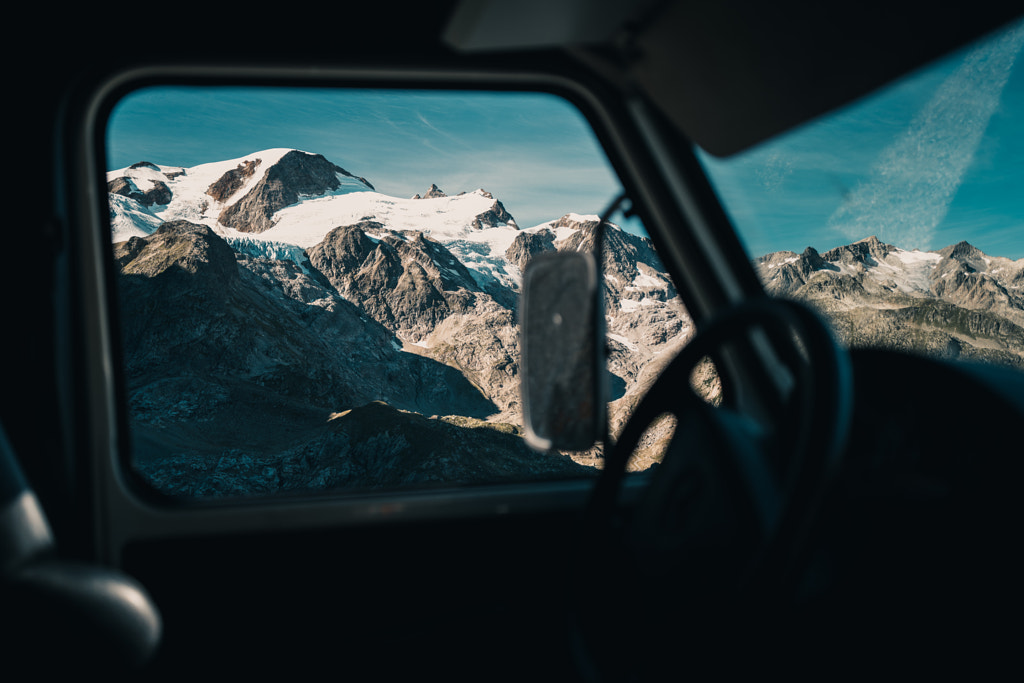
[116, 221, 498, 419]
[135, 401, 593, 498]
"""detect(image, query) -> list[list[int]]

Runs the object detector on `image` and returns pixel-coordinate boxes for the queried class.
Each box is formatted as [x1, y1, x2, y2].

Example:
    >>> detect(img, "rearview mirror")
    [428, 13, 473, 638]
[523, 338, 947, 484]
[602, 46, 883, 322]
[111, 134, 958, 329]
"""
[520, 251, 606, 451]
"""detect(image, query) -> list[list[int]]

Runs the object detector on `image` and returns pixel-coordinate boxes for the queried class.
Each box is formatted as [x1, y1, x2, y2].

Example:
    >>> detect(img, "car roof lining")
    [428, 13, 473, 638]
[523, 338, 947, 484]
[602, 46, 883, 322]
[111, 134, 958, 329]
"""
[444, 1, 1024, 156]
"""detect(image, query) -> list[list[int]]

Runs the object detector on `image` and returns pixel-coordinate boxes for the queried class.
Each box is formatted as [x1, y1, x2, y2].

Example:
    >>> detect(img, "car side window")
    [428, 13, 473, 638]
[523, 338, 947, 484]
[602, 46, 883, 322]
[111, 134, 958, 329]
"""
[696, 18, 1024, 370]
[106, 87, 700, 499]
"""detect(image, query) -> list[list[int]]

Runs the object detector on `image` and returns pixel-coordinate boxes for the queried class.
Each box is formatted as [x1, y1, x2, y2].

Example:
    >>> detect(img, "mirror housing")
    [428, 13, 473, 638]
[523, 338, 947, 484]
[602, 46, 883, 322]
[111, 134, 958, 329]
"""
[520, 251, 606, 452]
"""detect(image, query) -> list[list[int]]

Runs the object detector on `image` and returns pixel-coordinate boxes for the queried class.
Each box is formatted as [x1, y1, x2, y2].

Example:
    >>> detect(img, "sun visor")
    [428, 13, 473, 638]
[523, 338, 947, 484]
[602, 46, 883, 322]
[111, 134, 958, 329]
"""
[443, 0, 659, 51]
[624, 2, 1024, 156]
[445, 1, 1024, 157]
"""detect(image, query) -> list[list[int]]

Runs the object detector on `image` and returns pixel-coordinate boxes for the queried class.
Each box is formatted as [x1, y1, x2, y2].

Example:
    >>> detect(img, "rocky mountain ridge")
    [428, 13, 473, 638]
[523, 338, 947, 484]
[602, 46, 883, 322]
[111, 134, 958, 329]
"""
[756, 235, 1024, 366]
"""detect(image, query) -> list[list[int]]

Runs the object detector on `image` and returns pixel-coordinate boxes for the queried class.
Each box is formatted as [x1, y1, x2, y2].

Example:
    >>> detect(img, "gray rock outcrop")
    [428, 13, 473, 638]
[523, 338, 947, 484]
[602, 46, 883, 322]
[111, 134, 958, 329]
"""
[108, 176, 173, 207]
[217, 151, 374, 233]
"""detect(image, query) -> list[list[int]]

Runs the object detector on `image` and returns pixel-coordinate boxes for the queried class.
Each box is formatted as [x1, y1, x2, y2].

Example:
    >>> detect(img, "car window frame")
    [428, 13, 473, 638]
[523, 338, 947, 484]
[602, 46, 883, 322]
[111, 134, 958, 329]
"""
[64, 63, 717, 564]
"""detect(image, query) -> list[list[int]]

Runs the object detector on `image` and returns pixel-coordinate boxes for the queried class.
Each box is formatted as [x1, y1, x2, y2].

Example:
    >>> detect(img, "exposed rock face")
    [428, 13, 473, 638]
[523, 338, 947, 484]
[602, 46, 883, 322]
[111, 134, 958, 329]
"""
[300, 212, 696, 428]
[471, 199, 516, 229]
[308, 221, 489, 338]
[206, 159, 261, 201]
[108, 176, 172, 206]
[939, 240, 989, 271]
[554, 214, 601, 232]
[820, 234, 894, 266]
[115, 220, 237, 284]
[422, 306, 522, 417]
[504, 230, 555, 270]
[218, 151, 373, 233]
[306, 221, 523, 416]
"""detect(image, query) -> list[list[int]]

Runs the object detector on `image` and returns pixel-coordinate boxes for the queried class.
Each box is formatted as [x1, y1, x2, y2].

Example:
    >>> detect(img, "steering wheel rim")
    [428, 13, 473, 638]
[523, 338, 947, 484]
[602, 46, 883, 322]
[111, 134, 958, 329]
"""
[571, 296, 853, 679]
[593, 297, 850, 548]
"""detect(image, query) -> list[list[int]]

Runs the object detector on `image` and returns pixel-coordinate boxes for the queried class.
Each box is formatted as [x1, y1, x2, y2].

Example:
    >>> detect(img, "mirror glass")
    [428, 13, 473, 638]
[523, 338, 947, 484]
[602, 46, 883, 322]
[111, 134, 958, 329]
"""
[105, 84, 691, 499]
[521, 250, 605, 451]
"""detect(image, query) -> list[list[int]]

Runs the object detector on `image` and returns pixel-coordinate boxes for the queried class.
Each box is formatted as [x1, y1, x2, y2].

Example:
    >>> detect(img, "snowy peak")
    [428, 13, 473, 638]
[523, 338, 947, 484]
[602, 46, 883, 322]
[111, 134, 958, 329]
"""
[107, 149, 375, 241]
[107, 161, 175, 207]
[820, 235, 895, 266]
[107, 149, 525, 256]
[413, 183, 447, 199]
[216, 150, 374, 234]
[410, 186, 516, 229]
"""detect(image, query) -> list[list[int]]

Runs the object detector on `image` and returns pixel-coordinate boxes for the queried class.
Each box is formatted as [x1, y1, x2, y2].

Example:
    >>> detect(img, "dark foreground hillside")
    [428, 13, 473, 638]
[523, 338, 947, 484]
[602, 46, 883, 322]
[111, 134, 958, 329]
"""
[116, 221, 592, 499]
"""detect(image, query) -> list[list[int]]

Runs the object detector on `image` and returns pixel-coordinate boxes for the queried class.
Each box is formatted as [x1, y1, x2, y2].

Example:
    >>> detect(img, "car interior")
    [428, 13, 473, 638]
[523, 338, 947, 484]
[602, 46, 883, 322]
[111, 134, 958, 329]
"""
[4, 1, 1023, 679]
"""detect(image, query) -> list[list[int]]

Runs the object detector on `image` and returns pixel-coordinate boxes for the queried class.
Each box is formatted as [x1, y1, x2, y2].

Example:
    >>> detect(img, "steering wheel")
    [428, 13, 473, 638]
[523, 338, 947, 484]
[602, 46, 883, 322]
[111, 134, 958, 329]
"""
[570, 296, 853, 680]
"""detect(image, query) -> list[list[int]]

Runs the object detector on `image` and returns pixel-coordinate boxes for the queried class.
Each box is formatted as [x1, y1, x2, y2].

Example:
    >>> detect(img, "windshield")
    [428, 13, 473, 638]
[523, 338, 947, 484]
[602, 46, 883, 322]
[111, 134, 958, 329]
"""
[697, 18, 1024, 368]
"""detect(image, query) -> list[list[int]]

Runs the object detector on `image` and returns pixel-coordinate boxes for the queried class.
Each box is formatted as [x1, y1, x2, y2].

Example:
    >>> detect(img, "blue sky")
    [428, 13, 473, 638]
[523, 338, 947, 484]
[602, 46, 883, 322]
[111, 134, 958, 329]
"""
[698, 17, 1024, 259]
[107, 88, 630, 231]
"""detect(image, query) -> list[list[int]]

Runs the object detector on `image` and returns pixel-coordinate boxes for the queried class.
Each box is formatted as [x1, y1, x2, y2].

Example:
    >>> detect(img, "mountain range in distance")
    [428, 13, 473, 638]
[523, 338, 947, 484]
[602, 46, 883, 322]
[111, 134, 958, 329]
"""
[107, 148, 1024, 496]
[756, 235, 1024, 367]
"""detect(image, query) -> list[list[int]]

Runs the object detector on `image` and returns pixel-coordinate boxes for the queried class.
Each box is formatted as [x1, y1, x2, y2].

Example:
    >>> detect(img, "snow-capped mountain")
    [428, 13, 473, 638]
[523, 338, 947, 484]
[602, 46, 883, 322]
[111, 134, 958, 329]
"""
[109, 149, 521, 288]
[108, 149, 691, 493]
[109, 149, 374, 240]
[108, 149, 689, 374]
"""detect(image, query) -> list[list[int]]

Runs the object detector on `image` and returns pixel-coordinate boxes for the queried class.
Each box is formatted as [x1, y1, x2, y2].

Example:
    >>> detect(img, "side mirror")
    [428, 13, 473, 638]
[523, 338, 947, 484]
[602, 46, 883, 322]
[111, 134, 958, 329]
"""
[520, 251, 606, 451]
